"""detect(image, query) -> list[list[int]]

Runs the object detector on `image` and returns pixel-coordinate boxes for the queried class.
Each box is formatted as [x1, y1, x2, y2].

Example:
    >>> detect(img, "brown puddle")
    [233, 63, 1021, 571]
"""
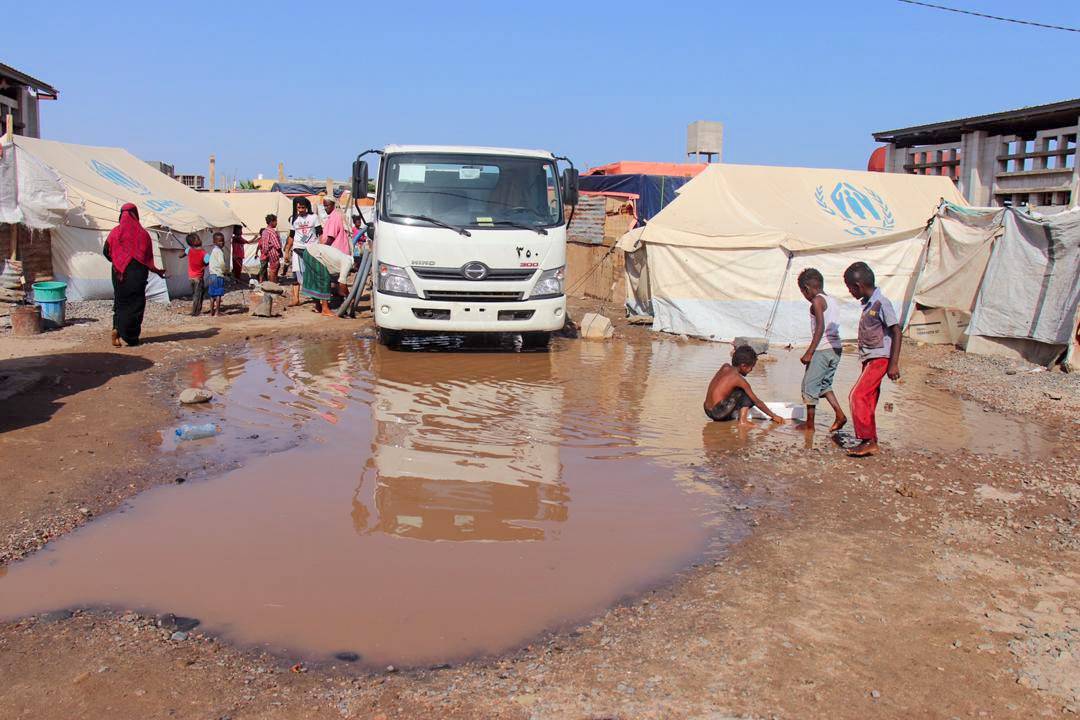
[0, 334, 1058, 667]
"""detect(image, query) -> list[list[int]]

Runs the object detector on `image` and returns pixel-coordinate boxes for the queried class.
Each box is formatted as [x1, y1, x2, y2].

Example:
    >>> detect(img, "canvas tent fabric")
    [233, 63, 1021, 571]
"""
[622, 163, 964, 344]
[578, 174, 692, 226]
[913, 204, 1004, 312]
[909, 203, 1080, 366]
[968, 207, 1080, 345]
[2, 136, 241, 302]
[0, 140, 70, 228]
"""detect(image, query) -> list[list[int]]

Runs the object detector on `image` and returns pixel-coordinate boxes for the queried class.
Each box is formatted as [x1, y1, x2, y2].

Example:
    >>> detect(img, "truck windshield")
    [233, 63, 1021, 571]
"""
[381, 153, 562, 230]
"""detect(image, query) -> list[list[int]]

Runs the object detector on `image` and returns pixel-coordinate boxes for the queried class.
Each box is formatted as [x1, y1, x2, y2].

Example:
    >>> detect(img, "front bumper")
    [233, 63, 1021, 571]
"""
[374, 291, 566, 332]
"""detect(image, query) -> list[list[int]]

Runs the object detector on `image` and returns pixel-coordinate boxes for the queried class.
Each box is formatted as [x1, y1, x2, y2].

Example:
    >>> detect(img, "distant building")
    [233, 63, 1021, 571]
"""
[873, 99, 1080, 210]
[144, 160, 175, 178]
[686, 120, 723, 163]
[175, 173, 206, 191]
[0, 62, 58, 139]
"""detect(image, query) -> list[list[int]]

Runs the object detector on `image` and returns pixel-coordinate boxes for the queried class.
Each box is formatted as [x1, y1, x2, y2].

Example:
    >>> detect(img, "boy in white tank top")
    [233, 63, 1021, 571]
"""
[796, 268, 847, 433]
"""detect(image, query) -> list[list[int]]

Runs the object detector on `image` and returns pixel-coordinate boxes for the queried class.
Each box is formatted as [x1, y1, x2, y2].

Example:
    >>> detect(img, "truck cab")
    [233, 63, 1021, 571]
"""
[356, 145, 577, 347]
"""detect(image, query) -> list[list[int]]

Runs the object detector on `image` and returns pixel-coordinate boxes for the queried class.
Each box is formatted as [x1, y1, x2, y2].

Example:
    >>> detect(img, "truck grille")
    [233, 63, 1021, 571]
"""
[423, 290, 524, 303]
[412, 266, 536, 281]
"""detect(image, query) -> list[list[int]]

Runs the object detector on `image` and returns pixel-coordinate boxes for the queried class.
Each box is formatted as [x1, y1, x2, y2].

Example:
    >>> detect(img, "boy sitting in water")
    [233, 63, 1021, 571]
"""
[796, 268, 847, 433]
[703, 345, 785, 425]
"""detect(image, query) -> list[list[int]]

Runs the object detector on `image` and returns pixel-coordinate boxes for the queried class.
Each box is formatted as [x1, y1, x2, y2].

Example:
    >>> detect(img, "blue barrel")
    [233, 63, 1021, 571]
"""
[32, 281, 67, 330]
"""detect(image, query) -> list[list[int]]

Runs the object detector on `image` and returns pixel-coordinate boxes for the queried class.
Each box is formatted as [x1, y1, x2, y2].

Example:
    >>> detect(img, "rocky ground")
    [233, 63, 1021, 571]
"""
[921, 343, 1080, 421]
[0, 299, 1077, 719]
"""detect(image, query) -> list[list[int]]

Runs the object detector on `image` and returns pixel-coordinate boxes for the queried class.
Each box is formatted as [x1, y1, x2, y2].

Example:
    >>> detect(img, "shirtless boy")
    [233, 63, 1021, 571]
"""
[703, 345, 786, 425]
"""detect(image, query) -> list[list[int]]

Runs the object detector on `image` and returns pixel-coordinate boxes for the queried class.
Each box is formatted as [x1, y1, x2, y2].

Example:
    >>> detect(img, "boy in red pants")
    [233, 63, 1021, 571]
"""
[843, 262, 902, 457]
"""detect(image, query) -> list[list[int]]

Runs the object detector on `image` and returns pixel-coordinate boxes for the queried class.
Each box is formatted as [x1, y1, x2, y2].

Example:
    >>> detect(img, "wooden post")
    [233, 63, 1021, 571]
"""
[209, 154, 216, 193]
[9, 224, 17, 261]
[278, 162, 285, 181]
[3, 113, 13, 143]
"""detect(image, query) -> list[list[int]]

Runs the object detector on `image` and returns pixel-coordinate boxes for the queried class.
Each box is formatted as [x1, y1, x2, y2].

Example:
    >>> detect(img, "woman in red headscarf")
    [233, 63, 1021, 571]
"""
[103, 203, 166, 346]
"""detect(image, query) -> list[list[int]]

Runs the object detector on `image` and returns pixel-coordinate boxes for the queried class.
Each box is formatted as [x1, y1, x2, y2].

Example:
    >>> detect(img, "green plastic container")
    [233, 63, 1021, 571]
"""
[32, 281, 67, 302]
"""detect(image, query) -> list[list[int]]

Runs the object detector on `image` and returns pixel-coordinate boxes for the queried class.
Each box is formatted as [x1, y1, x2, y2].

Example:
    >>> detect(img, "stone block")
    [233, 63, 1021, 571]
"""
[580, 312, 614, 340]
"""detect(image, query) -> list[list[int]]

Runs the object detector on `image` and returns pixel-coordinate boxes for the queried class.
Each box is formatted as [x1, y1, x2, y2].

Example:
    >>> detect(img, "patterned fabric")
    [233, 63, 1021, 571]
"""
[258, 228, 282, 265]
[300, 250, 332, 300]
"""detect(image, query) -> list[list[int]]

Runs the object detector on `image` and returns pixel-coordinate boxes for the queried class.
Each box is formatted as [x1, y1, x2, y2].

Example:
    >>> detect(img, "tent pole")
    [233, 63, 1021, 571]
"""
[763, 251, 792, 345]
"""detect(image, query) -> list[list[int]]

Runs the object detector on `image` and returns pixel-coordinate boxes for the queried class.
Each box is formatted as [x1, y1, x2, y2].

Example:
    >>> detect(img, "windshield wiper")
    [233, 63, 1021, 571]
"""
[485, 220, 548, 235]
[395, 214, 471, 237]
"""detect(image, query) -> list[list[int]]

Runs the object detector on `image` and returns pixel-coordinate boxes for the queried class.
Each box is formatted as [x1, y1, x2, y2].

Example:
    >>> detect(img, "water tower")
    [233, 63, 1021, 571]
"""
[686, 120, 723, 163]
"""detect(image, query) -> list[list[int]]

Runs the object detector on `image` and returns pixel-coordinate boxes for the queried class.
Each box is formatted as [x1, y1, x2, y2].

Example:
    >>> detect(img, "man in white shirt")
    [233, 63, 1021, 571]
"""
[284, 198, 321, 306]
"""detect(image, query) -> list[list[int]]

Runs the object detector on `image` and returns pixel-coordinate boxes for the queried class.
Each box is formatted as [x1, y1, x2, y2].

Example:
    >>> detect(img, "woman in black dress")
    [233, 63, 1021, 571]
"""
[103, 203, 166, 346]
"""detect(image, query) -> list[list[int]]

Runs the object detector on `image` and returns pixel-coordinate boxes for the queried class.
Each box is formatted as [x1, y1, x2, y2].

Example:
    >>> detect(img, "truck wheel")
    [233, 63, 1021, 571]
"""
[522, 332, 551, 350]
[377, 328, 403, 349]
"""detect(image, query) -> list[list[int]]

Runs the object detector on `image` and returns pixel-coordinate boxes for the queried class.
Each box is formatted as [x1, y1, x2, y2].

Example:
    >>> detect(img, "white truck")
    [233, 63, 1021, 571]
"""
[351, 145, 579, 349]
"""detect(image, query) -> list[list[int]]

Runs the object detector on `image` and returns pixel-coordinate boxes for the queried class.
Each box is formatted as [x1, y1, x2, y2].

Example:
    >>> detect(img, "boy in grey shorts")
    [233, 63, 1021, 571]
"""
[796, 268, 847, 433]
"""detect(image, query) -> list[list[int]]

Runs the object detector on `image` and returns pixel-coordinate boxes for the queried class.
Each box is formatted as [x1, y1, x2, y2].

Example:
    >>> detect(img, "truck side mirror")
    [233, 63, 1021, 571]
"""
[366, 221, 376, 240]
[351, 158, 370, 199]
[562, 168, 579, 207]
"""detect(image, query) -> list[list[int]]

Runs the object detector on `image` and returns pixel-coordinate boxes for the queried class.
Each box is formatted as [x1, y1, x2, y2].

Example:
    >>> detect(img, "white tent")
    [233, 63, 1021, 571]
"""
[617, 163, 965, 344]
[205, 191, 293, 274]
[0, 136, 241, 302]
[913, 203, 1080, 366]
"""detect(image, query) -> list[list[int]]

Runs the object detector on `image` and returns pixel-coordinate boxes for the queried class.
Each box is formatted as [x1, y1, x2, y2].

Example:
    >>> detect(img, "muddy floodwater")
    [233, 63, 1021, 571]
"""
[0, 333, 1057, 667]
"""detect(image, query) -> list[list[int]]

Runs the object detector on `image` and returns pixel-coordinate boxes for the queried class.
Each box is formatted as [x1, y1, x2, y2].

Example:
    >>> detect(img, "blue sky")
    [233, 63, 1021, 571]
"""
[7, 1, 1078, 181]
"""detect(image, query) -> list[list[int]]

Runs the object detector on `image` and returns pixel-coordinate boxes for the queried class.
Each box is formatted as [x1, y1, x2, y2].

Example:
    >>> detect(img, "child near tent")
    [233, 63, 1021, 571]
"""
[844, 261, 902, 457]
[257, 214, 283, 283]
[796, 268, 847, 433]
[230, 225, 247, 281]
[185, 233, 206, 317]
[703, 345, 786, 425]
[205, 232, 229, 316]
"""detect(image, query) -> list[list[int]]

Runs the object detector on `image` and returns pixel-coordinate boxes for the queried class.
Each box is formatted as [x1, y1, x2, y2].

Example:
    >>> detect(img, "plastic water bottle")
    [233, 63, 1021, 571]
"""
[175, 423, 219, 441]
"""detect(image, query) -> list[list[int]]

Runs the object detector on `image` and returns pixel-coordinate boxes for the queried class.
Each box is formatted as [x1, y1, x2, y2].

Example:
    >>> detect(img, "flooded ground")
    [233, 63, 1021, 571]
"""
[0, 334, 1060, 668]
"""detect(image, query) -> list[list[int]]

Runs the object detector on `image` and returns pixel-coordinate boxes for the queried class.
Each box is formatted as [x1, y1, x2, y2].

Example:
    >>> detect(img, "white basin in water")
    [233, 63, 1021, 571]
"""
[749, 402, 807, 421]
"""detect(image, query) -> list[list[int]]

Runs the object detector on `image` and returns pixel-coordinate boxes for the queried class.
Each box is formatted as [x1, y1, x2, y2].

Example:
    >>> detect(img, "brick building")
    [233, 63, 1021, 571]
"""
[872, 98, 1080, 211]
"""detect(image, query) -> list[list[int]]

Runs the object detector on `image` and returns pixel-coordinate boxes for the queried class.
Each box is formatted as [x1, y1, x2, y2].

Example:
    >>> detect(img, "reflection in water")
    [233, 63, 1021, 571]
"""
[0, 337, 717, 666]
[354, 349, 568, 542]
[0, 333, 1053, 666]
[354, 475, 568, 542]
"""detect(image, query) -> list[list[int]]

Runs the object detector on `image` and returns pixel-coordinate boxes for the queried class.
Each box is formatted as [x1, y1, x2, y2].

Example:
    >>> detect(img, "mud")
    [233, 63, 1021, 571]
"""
[1, 332, 1064, 673]
[0, 338, 731, 667]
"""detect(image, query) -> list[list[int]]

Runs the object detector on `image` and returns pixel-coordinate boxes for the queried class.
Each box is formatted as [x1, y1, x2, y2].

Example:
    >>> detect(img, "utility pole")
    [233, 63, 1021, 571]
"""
[209, 154, 216, 193]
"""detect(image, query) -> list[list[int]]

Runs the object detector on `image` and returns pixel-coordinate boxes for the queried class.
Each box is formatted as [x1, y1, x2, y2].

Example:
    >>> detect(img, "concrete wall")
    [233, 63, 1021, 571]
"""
[883, 117, 1080, 210]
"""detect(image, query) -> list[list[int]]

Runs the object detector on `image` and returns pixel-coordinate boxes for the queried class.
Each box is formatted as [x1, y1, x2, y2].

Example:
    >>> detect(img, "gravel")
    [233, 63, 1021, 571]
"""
[921, 345, 1080, 421]
[9, 287, 253, 342]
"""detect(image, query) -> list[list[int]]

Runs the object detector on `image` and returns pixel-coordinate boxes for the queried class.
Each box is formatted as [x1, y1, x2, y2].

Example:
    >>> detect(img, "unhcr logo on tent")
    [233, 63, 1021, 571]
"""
[815, 182, 895, 237]
[89, 159, 151, 196]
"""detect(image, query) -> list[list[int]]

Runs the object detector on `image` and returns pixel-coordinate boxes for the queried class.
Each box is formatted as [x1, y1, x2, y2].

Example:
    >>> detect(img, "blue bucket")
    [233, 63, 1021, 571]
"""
[36, 299, 66, 329]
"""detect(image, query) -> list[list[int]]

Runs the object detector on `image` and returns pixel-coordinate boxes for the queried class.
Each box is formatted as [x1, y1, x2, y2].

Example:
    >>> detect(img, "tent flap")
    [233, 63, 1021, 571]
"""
[968, 207, 1080, 345]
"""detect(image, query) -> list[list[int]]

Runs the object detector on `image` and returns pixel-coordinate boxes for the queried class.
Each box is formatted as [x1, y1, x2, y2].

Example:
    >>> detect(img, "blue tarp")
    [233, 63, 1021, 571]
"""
[271, 182, 347, 197]
[577, 174, 691, 226]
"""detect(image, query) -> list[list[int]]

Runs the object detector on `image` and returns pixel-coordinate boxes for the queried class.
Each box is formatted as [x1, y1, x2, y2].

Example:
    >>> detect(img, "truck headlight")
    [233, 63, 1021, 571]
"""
[377, 263, 418, 297]
[530, 266, 565, 299]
